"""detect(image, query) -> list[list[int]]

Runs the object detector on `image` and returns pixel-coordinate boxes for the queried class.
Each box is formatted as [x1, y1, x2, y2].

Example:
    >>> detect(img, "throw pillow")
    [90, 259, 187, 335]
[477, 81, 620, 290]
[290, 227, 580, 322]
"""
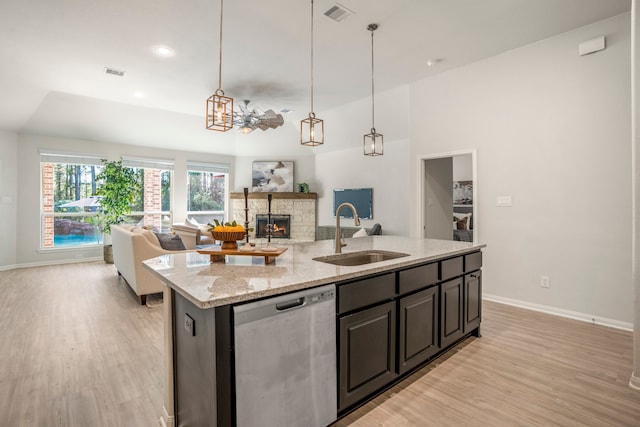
[352, 227, 368, 238]
[456, 217, 468, 230]
[453, 212, 472, 230]
[155, 233, 187, 251]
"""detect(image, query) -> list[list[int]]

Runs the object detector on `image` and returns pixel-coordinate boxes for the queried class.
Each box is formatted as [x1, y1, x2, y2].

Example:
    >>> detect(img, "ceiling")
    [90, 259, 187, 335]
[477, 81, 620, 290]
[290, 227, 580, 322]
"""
[0, 0, 631, 156]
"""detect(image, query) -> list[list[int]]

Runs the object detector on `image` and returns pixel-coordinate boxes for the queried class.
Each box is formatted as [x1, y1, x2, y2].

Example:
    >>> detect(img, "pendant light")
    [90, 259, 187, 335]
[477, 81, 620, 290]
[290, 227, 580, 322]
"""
[300, 0, 324, 146]
[206, 0, 234, 132]
[364, 23, 383, 156]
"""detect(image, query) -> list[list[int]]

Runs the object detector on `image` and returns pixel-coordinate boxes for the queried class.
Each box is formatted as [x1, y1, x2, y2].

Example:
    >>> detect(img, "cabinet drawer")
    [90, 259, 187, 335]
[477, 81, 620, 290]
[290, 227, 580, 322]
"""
[440, 256, 463, 281]
[398, 262, 438, 295]
[464, 251, 482, 272]
[338, 273, 395, 314]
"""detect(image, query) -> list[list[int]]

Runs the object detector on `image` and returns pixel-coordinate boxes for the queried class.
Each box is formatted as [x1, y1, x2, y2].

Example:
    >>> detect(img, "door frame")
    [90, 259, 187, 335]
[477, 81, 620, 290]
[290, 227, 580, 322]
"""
[417, 149, 478, 242]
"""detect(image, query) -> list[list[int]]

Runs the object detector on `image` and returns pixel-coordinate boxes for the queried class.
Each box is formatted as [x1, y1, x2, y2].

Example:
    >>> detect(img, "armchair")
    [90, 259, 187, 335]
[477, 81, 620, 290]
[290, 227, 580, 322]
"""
[171, 219, 215, 249]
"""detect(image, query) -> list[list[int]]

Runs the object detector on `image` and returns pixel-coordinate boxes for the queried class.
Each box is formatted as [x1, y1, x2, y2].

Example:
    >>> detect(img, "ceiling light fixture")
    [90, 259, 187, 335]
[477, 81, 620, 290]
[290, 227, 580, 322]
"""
[154, 46, 174, 57]
[206, 0, 233, 132]
[364, 23, 383, 156]
[426, 58, 443, 67]
[300, 0, 324, 147]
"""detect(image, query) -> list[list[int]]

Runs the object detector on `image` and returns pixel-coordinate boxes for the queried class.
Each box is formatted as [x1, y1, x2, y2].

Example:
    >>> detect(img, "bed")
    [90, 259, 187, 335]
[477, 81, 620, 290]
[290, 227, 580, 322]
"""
[453, 205, 473, 242]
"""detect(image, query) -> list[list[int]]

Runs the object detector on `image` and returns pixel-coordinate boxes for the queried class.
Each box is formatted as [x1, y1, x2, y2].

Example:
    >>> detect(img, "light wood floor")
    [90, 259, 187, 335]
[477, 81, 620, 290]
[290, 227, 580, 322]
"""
[1, 262, 638, 426]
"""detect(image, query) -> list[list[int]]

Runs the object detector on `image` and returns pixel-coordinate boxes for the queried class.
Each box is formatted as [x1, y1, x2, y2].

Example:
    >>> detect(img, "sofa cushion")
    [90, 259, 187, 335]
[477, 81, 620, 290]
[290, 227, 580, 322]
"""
[130, 227, 160, 246]
[155, 232, 187, 251]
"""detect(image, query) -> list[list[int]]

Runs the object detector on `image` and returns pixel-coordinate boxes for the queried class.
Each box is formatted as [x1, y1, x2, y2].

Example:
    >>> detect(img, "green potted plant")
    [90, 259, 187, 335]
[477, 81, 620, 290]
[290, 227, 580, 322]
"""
[95, 159, 141, 263]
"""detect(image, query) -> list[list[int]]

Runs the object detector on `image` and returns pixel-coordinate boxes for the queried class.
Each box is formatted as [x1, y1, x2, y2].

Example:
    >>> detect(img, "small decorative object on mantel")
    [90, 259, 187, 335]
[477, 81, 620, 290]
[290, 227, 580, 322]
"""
[297, 183, 310, 193]
[252, 161, 294, 192]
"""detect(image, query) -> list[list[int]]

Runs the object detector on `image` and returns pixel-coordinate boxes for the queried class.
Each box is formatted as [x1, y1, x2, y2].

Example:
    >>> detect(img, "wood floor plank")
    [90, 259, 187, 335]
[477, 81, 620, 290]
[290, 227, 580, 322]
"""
[1, 262, 638, 426]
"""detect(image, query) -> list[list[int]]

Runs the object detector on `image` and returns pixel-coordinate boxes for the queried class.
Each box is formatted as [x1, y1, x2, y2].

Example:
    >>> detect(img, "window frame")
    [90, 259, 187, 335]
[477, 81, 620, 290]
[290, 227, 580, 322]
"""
[186, 161, 230, 225]
[39, 152, 105, 250]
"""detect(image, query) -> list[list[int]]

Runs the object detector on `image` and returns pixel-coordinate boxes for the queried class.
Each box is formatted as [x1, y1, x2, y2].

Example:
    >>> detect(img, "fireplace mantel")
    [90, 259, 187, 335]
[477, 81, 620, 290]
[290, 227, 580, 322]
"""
[230, 192, 317, 200]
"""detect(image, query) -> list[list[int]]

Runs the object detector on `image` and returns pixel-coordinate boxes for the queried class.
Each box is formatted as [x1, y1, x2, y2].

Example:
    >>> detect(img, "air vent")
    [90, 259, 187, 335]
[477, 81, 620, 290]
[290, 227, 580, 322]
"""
[104, 67, 126, 77]
[324, 3, 354, 22]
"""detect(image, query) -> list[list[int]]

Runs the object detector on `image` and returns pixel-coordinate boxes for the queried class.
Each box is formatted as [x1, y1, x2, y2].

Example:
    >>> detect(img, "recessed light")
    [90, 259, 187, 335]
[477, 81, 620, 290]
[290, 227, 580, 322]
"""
[133, 91, 144, 98]
[154, 46, 174, 57]
[426, 58, 443, 67]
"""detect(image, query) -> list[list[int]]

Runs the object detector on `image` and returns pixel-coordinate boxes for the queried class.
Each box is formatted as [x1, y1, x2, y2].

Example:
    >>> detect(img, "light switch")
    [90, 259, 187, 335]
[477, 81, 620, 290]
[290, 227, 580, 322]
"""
[497, 196, 512, 207]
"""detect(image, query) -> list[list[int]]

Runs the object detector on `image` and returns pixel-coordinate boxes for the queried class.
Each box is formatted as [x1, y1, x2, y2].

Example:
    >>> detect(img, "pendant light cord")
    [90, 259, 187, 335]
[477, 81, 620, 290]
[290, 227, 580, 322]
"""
[218, 0, 224, 91]
[310, 0, 315, 116]
[370, 26, 375, 131]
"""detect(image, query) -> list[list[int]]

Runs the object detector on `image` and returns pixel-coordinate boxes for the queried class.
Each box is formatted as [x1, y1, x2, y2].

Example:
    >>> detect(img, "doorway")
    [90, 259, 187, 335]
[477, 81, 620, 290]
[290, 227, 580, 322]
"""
[420, 150, 477, 242]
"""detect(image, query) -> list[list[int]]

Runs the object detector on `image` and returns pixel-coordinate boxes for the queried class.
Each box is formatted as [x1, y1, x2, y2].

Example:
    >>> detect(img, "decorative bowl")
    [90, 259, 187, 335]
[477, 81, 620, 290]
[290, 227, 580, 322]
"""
[211, 231, 247, 250]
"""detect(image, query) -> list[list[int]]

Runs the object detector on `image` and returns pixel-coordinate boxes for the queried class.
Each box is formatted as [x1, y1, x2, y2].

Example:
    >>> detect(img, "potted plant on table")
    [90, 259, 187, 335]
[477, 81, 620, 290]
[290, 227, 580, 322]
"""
[95, 159, 141, 263]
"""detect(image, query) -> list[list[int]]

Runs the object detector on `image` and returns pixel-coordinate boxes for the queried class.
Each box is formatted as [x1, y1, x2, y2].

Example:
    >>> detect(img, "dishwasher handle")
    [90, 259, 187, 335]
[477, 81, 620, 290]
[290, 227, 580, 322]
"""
[276, 297, 305, 311]
[234, 284, 336, 326]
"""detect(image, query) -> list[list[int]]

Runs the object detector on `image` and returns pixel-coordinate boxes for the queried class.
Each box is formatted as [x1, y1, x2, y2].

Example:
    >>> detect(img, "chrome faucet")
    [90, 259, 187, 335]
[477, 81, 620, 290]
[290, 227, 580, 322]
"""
[335, 202, 361, 254]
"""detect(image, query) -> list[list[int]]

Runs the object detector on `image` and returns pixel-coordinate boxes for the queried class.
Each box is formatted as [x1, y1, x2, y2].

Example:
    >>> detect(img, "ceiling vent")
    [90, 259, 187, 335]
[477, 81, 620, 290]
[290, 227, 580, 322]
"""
[104, 67, 126, 77]
[324, 3, 354, 22]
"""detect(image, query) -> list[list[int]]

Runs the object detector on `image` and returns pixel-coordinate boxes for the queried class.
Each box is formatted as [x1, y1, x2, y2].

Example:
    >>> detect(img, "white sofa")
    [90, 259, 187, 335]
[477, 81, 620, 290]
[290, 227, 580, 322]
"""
[111, 224, 189, 304]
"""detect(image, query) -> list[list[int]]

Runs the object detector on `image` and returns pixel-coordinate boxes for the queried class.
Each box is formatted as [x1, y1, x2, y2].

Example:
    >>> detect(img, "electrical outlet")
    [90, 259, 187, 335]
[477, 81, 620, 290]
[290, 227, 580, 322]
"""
[540, 276, 550, 288]
[184, 313, 195, 336]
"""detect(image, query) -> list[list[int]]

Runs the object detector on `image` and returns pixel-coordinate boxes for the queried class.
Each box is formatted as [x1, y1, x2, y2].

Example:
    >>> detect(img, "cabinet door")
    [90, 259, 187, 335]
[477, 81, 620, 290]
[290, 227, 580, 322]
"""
[338, 301, 396, 412]
[398, 286, 440, 375]
[464, 271, 482, 333]
[440, 278, 464, 348]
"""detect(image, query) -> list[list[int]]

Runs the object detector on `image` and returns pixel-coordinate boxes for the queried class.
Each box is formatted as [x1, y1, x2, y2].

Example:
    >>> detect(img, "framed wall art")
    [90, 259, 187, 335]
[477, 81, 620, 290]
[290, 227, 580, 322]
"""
[252, 161, 294, 192]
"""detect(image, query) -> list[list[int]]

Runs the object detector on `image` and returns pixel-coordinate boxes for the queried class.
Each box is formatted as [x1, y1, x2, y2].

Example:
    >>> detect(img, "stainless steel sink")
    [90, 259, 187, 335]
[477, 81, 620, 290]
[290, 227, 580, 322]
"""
[313, 250, 409, 266]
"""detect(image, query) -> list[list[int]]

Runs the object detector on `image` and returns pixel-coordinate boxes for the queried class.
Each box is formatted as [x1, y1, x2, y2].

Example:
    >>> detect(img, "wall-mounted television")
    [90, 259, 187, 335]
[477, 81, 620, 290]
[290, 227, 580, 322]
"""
[333, 188, 373, 219]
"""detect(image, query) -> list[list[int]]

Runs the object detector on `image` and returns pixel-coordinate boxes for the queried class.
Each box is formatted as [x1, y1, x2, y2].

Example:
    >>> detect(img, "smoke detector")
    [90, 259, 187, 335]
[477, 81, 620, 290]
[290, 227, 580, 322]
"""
[324, 3, 354, 22]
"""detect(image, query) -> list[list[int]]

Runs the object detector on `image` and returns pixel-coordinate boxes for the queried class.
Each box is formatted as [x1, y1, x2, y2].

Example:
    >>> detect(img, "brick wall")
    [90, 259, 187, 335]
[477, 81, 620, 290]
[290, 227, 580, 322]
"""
[42, 163, 55, 248]
[144, 169, 162, 229]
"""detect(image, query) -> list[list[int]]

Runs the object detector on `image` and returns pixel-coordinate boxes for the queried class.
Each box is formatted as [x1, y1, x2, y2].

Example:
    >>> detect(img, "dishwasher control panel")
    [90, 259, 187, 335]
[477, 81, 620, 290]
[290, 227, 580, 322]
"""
[308, 288, 335, 304]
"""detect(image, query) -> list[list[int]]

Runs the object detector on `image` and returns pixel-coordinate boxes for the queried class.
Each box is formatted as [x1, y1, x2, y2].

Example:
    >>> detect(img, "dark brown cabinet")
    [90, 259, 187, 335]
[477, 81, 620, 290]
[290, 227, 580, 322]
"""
[337, 251, 483, 414]
[398, 286, 439, 374]
[338, 301, 396, 411]
[464, 271, 482, 333]
[440, 277, 464, 348]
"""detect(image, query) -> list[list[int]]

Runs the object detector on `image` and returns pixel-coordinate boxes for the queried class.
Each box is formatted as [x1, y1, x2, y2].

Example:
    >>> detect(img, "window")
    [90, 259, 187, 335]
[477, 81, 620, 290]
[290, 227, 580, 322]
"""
[122, 157, 174, 233]
[40, 152, 104, 249]
[187, 162, 229, 225]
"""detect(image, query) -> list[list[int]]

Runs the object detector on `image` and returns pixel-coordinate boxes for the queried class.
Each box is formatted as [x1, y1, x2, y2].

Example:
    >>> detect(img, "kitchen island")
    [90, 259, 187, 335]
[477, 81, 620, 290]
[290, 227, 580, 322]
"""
[144, 235, 486, 427]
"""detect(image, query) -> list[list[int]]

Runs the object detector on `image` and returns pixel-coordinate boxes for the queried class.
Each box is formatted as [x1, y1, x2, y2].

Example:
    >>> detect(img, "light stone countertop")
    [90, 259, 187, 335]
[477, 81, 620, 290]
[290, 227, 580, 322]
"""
[143, 235, 486, 309]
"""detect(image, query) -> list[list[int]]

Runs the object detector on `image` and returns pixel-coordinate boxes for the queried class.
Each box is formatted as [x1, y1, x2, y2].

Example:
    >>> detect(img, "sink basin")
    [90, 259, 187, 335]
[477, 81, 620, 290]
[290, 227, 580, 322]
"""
[313, 250, 410, 266]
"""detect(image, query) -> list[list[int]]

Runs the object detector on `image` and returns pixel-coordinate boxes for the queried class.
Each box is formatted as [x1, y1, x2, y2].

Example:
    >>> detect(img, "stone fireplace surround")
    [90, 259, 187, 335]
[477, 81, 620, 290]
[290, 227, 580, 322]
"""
[230, 192, 317, 243]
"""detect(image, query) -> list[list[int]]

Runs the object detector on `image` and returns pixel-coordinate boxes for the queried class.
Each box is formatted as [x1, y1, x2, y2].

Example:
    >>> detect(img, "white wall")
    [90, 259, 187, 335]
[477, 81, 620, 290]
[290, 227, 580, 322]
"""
[453, 154, 472, 181]
[313, 85, 411, 236]
[0, 131, 18, 269]
[15, 134, 234, 267]
[410, 13, 632, 325]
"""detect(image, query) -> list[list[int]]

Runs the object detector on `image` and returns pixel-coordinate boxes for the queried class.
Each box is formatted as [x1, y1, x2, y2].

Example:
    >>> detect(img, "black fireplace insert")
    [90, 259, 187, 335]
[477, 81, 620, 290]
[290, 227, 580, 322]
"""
[255, 214, 291, 239]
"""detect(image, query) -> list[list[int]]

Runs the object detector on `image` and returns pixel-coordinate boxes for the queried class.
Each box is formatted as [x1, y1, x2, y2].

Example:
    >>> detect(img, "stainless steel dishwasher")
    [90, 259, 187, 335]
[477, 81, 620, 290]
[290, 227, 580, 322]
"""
[233, 283, 337, 427]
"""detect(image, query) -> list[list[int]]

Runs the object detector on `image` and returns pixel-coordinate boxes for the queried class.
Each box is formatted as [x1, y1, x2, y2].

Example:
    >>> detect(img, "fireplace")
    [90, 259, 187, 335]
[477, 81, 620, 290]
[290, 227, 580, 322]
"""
[255, 214, 291, 239]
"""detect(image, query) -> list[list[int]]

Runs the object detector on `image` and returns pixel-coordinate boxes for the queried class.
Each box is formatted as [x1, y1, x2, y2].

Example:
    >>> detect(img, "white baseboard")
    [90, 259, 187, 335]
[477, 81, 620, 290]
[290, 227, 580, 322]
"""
[0, 264, 17, 271]
[158, 406, 174, 427]
[630, 372, 640, 391]
[483, 294, 633, 332]
[1, 257, 103, 271]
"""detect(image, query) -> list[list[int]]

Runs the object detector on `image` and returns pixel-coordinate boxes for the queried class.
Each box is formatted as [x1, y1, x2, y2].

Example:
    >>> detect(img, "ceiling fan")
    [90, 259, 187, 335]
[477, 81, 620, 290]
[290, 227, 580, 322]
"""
[233, 100, 284, 134]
